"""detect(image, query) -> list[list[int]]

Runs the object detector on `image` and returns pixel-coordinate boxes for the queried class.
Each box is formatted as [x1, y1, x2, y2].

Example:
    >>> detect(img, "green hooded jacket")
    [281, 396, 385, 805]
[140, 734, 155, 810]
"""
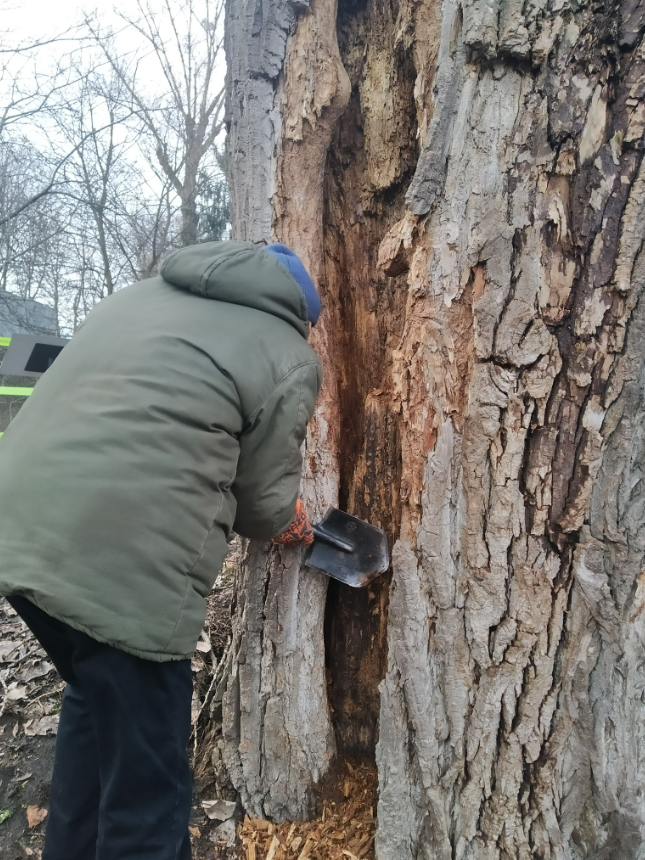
[0, 242, 322, 660]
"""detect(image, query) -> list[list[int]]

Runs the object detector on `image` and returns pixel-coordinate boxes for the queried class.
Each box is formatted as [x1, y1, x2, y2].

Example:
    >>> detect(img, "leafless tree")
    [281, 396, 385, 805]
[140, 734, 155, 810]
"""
[0, 2, 228, 337]
[0, 23, 92, 227]
[52, 68, 138, 295]
[87, 0, 225, 247]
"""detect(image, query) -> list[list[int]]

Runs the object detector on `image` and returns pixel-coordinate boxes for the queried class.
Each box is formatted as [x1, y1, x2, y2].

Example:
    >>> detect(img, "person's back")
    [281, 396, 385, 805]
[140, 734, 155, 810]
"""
[0, 240, 322, 860]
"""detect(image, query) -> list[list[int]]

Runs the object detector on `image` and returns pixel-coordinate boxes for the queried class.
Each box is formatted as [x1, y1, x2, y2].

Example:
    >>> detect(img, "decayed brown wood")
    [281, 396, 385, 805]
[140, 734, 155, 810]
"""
[319, 0, 416, 755]
[237, 762, 377, 860]
[220, 0, 645, 855]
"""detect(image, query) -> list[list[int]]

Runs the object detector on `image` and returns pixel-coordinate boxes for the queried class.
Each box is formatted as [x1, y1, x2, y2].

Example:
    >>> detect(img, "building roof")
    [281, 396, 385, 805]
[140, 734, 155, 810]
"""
[0, 290, 58, 337]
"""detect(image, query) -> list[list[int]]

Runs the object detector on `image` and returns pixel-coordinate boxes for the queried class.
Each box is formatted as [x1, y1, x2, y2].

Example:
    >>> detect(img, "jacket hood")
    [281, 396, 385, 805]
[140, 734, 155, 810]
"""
[160, 241, 310, 338]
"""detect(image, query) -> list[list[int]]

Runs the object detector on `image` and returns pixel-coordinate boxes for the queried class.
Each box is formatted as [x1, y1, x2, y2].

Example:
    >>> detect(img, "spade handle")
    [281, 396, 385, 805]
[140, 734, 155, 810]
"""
[312, 524, 355, 554]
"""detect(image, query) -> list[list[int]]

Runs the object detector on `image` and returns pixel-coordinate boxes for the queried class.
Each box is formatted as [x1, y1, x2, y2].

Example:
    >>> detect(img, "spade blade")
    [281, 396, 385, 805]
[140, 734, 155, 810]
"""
[305, 507, 389, 588]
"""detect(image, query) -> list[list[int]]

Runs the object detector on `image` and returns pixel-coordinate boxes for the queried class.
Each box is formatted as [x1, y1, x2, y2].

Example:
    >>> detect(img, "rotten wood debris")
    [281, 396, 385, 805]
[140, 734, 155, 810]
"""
[238, 764, 377, 860]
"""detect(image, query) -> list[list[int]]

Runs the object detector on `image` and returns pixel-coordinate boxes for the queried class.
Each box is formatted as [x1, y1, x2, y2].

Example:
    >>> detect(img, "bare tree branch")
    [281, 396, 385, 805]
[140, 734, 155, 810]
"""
[86, 0, 225, 246]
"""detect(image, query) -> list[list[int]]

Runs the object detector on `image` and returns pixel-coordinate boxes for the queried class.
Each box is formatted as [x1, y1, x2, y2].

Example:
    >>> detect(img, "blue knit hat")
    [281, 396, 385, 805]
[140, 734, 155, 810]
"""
[265, 243, 321, 325]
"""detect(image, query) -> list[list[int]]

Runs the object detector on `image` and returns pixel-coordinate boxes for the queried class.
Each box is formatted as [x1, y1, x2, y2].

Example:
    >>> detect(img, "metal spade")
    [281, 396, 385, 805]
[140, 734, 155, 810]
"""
[305, 507, 389, 588]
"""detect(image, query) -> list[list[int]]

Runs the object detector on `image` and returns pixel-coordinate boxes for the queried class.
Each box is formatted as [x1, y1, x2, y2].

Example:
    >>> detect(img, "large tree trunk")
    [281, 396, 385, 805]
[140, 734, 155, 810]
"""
[218, 0, 645, 855]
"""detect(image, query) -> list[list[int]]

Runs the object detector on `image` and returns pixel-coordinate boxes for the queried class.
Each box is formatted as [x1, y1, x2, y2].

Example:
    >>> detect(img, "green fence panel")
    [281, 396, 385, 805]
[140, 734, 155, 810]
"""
[0, 387, 33, 396]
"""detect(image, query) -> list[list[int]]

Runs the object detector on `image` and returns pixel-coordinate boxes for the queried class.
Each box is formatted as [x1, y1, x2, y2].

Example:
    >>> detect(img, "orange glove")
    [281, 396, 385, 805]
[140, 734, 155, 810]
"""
[272, 499, 314, 546]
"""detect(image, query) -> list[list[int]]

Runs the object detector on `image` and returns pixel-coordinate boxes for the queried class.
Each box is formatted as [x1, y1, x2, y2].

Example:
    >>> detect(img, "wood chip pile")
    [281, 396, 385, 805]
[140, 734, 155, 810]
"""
[238, 764, 377, 860]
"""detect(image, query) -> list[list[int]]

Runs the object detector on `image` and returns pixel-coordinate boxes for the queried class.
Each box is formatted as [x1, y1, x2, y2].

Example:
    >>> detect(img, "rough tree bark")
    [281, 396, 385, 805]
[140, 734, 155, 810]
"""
[217, 0, 645, 856]
[212, 0, 348, 821]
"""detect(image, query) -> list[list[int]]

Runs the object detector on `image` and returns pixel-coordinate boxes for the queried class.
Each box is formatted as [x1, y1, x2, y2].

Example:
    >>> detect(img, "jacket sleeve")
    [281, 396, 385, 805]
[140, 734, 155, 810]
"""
[232, 360, 322, 540]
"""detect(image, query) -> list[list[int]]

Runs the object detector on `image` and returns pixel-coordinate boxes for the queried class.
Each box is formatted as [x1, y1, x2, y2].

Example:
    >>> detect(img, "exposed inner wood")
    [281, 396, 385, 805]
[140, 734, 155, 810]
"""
[321, 0, 415, 759]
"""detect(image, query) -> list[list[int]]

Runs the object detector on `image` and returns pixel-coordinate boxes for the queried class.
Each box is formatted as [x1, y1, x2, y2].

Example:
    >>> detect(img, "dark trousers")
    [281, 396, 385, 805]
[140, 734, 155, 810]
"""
[8, 596, 193, 860]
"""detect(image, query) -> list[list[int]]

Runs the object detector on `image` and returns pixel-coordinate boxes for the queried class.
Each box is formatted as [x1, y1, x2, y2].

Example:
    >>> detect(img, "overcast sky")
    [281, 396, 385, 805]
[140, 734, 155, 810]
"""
[4, 0, 123, 43]
[3, 0, 225, 95]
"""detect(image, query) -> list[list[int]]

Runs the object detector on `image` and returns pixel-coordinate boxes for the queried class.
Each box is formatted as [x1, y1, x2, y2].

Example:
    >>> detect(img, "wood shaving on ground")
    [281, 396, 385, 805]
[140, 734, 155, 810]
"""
[238, 764, 377, 860]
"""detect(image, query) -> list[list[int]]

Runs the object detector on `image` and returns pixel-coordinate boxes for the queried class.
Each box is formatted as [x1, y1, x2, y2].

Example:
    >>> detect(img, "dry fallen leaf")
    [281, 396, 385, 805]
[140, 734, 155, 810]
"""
[23, 715, 59, 737]
[0, 641, 21, 661]
[27, 805, 48, 828]
[209, 819, 237, 847]
[189, 825, 201, 838]
[202, 798, 237, 821]
[10, 772, 32, 783]
[16, 659, 54, 683]
[5, 683, 27, 701]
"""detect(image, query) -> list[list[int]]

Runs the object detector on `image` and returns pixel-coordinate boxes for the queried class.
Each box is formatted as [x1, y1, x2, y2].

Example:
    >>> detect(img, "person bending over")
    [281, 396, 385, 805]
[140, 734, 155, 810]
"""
[0, 240, 321, 860]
